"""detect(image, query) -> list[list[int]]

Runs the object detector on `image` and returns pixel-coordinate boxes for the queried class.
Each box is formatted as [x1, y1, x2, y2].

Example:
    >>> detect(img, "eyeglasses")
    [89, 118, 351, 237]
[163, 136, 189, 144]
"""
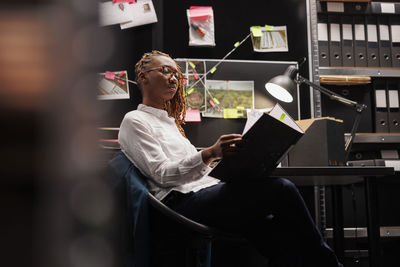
[143, 65, 181, 80]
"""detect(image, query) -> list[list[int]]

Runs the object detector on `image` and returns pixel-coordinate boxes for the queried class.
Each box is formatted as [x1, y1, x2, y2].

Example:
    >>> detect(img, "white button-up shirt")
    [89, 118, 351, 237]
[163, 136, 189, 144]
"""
[118, 104, 219, 200]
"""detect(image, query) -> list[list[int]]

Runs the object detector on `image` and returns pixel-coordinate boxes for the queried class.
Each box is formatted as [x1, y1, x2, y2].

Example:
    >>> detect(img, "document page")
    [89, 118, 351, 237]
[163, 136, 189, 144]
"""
[268, 103, 304, 133]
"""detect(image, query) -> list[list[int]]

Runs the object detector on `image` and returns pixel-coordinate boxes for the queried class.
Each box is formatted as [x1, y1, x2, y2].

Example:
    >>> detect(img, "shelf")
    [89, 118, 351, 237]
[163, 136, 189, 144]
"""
[319, 67, 400, 77]
[345, 133, 400, 143]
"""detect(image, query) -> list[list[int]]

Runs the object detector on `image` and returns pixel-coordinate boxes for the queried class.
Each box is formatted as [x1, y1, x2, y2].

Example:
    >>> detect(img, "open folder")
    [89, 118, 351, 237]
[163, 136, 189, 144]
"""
[209, 103, 304, 182]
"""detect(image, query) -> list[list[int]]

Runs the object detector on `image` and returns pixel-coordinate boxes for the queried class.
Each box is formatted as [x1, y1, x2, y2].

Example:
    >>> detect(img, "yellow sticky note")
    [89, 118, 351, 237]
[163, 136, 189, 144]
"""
[279, 113, 286, 121]
[234, 41, 240, 47]
[265, 25, 274, 31]
[187, 88, 194, 95]
[210, 67, 217, 73]
[213, 98, 220, 105]
[236, 106, 245, 110]
[189, 61, 196, 69]
[224, 108, 239, 119]
[250, 26, 262, 37]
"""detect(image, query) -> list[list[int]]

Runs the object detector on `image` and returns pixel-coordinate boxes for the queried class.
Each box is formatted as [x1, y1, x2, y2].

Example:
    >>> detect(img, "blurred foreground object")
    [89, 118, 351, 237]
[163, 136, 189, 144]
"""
[0, 2, 118, 267]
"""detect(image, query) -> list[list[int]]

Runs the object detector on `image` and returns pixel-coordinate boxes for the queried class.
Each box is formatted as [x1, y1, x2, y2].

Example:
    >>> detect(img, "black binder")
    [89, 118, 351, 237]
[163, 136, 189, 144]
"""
[374, 79, 389, 133]
[354, 16, 368, 67]
[209, 103, 304, 182]
[328, 15, 342, 66]
[366, 16, 380, 67]
[318, 14, 330, 67]
[377, 16, 392, 67]
[387, 80, 400, 133]
[341, 15, 355, 67]
[390, 16, 400, 68]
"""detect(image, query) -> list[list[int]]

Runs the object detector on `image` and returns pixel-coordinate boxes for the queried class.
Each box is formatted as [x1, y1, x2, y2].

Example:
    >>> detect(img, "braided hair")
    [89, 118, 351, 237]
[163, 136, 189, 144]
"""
[135, 50, 187, 137]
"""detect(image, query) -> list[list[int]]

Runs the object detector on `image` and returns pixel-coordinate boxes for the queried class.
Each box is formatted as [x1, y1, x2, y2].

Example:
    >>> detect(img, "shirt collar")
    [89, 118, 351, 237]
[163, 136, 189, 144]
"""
[137, 104, 171, 120]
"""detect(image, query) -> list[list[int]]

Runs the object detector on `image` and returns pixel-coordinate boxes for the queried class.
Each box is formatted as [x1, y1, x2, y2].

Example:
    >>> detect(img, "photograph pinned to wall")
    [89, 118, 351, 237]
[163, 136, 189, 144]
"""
[98, 70, 130, 100]
[186, 74, 206, 111]
[99, 1, 133, 27]
[204, 80, 254, 119]
[120, 0, 158, 29]
[250, 25, 288, 52]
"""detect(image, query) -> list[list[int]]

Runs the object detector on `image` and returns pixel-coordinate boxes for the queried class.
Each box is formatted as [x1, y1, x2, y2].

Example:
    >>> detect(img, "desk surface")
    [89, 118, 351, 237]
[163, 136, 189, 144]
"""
[270, 166, 395, 186]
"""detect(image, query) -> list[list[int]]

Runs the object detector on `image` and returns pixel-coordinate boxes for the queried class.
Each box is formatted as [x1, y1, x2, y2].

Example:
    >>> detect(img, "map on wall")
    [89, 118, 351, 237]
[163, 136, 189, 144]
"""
[203, 80, 254, 119]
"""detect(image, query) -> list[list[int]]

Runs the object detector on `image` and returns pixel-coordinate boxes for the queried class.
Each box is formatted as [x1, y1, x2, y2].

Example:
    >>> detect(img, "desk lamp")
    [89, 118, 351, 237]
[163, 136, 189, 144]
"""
[265, 65, 367, 161]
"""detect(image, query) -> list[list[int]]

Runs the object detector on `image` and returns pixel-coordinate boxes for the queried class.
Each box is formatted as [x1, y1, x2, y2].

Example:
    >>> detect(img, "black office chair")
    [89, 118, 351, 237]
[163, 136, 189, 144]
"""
[106, 150, 242, 267]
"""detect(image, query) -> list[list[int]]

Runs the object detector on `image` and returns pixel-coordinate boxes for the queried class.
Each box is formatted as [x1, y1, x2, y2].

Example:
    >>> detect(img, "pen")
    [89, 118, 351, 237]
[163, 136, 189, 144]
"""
[191, 23, 205, 38]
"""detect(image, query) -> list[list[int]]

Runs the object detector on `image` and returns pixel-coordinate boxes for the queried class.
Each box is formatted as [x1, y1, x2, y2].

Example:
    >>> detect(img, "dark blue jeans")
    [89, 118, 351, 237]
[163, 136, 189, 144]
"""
[164, 177, 342, 267]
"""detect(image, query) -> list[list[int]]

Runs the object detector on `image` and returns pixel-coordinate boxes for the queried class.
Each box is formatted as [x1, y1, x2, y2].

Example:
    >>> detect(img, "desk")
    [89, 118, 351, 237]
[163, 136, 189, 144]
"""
[270, 166, 395, 267]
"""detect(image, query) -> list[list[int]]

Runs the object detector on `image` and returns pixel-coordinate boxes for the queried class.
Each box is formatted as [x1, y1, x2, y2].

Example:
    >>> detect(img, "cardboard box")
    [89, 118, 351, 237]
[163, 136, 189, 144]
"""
[288, 117, 346, 166]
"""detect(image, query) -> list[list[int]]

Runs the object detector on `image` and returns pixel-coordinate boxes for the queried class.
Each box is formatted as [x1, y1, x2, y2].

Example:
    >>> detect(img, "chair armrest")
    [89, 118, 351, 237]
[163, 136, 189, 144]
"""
[147, 193, 239, 240]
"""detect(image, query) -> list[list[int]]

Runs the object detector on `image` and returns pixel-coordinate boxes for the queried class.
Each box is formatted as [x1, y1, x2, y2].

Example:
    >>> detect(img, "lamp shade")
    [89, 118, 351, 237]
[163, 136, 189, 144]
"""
[265, 65, 298, 103]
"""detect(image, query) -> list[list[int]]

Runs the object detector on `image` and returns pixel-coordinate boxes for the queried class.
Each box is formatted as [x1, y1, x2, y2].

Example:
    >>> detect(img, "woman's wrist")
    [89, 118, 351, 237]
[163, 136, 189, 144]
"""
[201, 147, 217, 165]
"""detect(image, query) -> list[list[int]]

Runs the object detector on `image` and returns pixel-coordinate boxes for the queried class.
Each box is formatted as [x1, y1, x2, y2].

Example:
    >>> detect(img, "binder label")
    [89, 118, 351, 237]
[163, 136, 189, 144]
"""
[355, 24, 365, 41]
[342, 24, 353, 40]
[381, 3, 395, 14]
[391, 25, 400, 43]
[379, 25, 390, 41]
[330, 23, 341, 42]
[327, 2, 344, 13]
[367, 25, 378, 42]
[318, 23, 328, 41]
[376, 90, 387, 108]
[389, 90, 400, 108]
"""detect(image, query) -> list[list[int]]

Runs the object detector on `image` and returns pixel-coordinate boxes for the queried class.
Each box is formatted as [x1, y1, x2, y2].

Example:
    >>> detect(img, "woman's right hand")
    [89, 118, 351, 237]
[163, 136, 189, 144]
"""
[201, 134, 242, 165]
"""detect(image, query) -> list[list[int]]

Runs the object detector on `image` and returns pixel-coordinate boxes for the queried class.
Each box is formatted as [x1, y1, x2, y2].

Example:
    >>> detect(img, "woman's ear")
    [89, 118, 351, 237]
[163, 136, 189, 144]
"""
[138, 72, 147, 84]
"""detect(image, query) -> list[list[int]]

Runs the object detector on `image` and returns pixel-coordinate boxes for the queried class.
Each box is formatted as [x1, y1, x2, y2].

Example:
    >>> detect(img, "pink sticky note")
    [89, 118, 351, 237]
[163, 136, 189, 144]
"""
[117, 80, 125, 85]
[105, 71, 115, 80]
[189, 6, 213, 20]
[118, 71, 125, 77]
[209, 99, 216, 107]
[113, 0, 136, 3]
[192, 71, 199, 80]
[185, 109, 201, 122]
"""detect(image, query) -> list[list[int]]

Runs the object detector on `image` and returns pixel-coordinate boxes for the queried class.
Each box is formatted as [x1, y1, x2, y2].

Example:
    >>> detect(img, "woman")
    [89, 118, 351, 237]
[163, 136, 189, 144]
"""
[118, 50, 342, 267]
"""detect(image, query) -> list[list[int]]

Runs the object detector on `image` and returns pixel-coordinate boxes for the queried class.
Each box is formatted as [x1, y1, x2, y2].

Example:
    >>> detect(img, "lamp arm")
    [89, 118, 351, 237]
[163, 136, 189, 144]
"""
[296, 76, 358, 108]
[295, 75, 367, 161]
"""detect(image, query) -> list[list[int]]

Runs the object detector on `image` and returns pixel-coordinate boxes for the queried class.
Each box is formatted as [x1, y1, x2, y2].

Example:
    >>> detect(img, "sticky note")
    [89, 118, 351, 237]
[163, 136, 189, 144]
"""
[189, 61, 196, 69]
[187, 88, 195, 95]
[251, 26, 262, 37]
[265, 25, 274, 31]
[185, 109, 201, 122]
[193, 71, 199, 79]
[105, 71, 115, 80]
[117, 80, 125, 85]
[209, 99, 216, 107]
[213, 98, 220, 105]
[236, 106, 245, 110]
[210, 67, 217, 73]
[118, 71, 124, 77]
[234, 41, 240, 47]
[279, 113, 286, 121]
[224, 108, 239, 119]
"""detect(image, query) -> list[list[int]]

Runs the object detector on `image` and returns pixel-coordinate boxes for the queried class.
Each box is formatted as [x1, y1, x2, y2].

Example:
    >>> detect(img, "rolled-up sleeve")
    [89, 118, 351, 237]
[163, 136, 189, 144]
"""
[119, 117, 210, 188]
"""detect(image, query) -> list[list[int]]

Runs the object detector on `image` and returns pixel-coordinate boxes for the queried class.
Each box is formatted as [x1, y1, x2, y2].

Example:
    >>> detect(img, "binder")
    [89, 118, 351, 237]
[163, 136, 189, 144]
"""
[354, 16, 368, 67]
[209, 103, 304, 182]
[390, 16, 400, 67]
[317, 14, 329, 67]
[318, 14, 330, 67]
[366, 16, 380, 67]
[341, 15, 355, 67]
[328, 15, 342, 66]
[374, 80, 389, 133]
[387, 80, 400, 133]
[377, 16, 392, 67]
